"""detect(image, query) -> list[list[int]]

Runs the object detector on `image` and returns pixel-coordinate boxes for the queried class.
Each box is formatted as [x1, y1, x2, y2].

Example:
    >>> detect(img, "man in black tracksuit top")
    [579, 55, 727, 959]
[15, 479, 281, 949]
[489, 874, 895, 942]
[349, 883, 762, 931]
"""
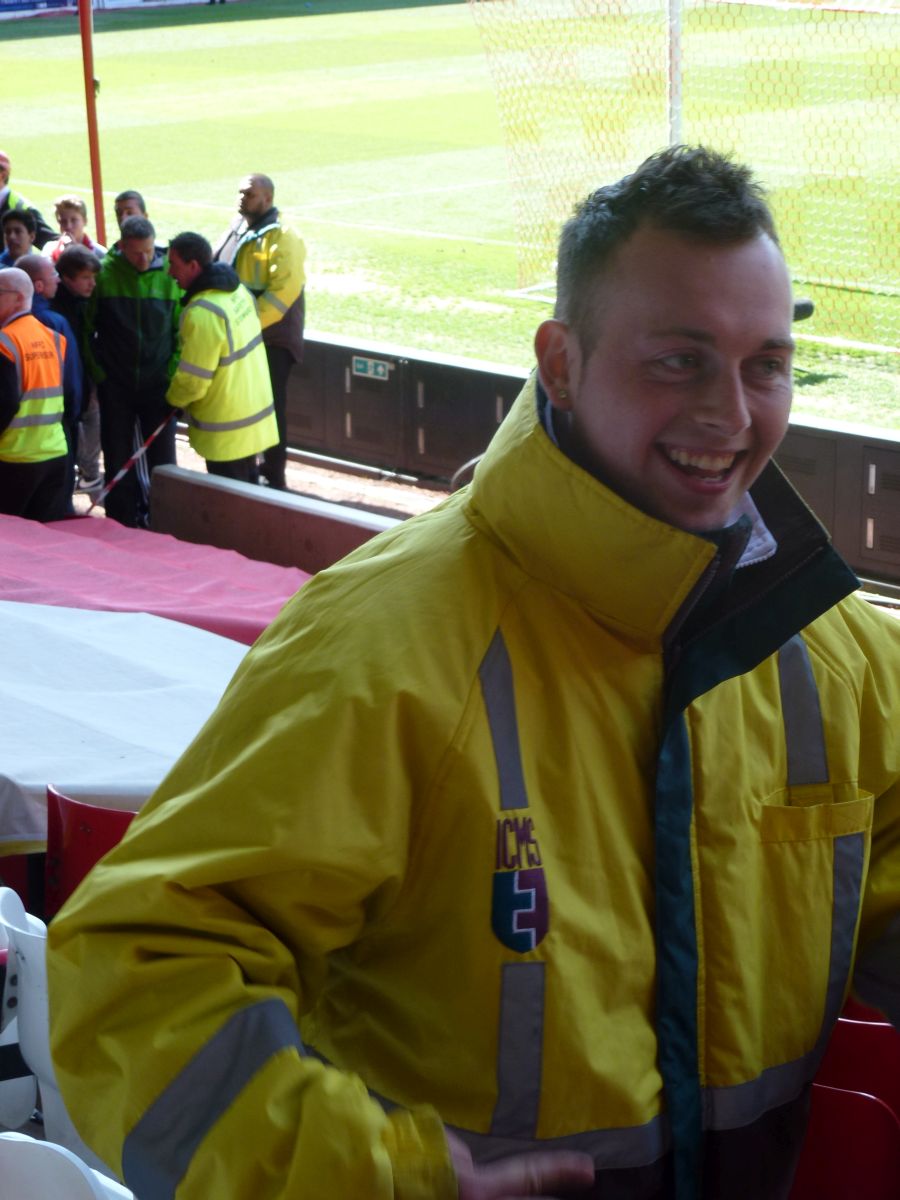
[86, 215, 182, 526]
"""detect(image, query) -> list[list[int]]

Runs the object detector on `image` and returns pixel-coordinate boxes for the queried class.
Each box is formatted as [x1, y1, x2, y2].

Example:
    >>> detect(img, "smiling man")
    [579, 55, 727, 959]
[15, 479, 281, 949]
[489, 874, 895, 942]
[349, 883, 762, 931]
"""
[49, 148, 900, 1200]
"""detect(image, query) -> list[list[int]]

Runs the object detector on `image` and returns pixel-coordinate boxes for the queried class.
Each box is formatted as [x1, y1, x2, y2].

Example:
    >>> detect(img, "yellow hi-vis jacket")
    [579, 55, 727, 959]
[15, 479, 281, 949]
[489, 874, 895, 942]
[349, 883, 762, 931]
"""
[48, 379, 900, 1200]
[233, 211, 305, 356]
[0, 313, 67, 462]
[166, 273, 278, 463]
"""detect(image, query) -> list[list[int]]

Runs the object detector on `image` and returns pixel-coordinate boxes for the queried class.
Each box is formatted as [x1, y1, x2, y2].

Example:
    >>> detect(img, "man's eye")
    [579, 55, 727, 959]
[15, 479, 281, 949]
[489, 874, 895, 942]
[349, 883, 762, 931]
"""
[657, 353, 700, 371]
[751, 357, 790, 378]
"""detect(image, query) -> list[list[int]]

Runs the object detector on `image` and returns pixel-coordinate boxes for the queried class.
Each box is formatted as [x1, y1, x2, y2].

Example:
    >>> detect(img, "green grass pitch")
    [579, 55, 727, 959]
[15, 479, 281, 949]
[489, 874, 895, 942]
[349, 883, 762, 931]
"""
[4, 0, 897, 427]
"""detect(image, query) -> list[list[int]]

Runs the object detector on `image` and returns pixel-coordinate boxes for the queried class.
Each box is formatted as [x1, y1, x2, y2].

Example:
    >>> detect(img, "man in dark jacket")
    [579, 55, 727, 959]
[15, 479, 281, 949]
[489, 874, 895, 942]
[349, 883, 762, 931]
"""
[86, 215, 181, 526]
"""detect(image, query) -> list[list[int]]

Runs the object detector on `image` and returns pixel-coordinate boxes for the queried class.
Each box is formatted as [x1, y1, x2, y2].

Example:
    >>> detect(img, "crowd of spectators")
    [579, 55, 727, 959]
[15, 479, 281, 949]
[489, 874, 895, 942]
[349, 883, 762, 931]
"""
[0, 150, 306, 527]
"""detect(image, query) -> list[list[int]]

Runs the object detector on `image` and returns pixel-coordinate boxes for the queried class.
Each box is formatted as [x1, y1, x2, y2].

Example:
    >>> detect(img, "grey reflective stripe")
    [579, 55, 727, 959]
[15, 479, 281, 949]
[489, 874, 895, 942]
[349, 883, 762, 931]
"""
[8, 410, 63, 429]
[187, 402, 275, 433]
[21, 386, 64, 401]
[478, 629, 529, 812]
[0, 330, 22, 393]
[190, 298, 235, 357]
[778, 635, 829, 786]
[260, 289, 288, 315]
[190, 298, 227, 322]
[177, 360, 216, 381]
[453, 1113, 669, 1170]
[220, 331, 263, 365]
[854, 912, 900, 1026]
[705, 829, 866, 1130]
[490, 962, 545, 1138]
[122, 998, 302, 1200]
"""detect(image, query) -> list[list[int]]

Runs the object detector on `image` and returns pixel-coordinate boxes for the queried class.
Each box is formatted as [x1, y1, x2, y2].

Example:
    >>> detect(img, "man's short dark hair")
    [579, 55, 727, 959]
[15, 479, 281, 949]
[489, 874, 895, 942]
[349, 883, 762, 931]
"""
[120, 215, 155, 242]
[555, 145, 780, 352]
[2, 208, 36, 236]
[115, 189, 147, 213]
[57, 244, 102, 279]
[169, 232, 212, 269]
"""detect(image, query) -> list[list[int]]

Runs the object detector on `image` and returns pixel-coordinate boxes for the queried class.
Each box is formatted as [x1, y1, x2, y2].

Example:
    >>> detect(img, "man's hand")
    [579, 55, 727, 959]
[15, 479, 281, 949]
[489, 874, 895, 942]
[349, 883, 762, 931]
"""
[447, 1130, 595, 1199]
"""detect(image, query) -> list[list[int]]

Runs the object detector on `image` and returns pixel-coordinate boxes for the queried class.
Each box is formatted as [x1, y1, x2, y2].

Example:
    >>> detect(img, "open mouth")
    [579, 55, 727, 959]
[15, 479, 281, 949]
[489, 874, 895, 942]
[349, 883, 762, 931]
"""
[662, 447, 742, 483]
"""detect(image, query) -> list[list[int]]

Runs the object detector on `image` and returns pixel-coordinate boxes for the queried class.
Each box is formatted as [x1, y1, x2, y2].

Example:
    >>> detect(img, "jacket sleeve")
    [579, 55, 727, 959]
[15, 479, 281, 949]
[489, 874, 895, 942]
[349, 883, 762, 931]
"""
[255, 226, 306, 332]
[0, 348, 19, 434]
[47, 592, 457, 1200]
[83, 285, 105, 384]
[166, 307, 216, 411]
[844, 597, 900, 1029]
[59, 319, 83, 423]
[168, 286, 182, 382]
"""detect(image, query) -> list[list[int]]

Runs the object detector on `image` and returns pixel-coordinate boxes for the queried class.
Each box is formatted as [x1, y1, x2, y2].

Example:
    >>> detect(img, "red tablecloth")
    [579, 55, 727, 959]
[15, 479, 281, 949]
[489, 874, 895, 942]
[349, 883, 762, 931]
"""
[0, 515, 308, 644]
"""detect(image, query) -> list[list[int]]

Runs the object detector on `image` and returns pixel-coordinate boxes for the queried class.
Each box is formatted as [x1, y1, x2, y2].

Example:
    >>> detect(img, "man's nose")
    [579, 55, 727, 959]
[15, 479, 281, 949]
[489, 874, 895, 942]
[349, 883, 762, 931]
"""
[694, 368, 751, 435]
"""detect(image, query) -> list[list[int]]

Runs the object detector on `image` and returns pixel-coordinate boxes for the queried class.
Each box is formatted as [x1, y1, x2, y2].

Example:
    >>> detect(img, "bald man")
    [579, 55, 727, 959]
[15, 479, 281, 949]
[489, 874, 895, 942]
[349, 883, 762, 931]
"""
[0, 266, 69, 520]
[16, 254, 83, 510]
[214, 172, 306, 490]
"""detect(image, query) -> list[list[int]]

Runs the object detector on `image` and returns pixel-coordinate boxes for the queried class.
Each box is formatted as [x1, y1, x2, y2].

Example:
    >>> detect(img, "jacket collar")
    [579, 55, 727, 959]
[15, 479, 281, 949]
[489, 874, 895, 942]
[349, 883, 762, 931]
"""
[465, 376, 853, 645]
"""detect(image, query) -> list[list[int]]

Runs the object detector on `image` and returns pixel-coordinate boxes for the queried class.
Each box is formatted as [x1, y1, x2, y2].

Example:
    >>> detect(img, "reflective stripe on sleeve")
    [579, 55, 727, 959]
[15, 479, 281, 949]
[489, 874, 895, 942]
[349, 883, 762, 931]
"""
[121, 998, 302, 1200]
[478, 629, 529, 812]
[260, 290, 289, 315]
[177, 360, 216, 381]
[186, 402, 275, 433]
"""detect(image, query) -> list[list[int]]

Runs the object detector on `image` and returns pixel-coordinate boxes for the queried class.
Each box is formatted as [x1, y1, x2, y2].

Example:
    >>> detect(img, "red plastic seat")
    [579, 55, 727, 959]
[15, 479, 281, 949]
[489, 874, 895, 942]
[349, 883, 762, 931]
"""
[817, 1017, 900, 1121]
[44, 786, 136, 920]
[790, 1083, 900, 1200]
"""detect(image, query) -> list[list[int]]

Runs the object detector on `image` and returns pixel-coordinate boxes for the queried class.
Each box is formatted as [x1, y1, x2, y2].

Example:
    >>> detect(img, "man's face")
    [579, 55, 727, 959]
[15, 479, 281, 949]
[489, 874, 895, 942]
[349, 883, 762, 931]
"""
[120, 237, 155, 273]
[537, 226, 794, 533]
[115, 198, 145, 228]
[63, 269, 97, 299]
[57, 208, 87, 242]
[237, 177, 271, 220]
[3, 220, 34, 260]
[166, 248, 200, 290]
[0, 287, 23, 324]
[33, 260, 59, 299]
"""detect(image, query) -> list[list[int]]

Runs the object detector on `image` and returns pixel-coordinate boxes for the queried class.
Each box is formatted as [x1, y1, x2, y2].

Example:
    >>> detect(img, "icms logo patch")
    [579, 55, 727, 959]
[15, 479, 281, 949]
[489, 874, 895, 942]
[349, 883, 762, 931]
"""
[491, 816, 549, 952]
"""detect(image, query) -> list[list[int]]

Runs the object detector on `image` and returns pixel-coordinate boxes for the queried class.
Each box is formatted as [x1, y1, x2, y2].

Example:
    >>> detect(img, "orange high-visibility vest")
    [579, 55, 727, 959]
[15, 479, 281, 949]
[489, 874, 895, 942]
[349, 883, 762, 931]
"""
[0, 313, 67, 463]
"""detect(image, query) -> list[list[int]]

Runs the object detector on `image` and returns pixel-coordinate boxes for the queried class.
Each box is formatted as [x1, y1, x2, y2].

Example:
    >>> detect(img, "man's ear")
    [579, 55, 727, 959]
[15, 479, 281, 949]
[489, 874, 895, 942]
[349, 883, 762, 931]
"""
[534, 319, 576, 411]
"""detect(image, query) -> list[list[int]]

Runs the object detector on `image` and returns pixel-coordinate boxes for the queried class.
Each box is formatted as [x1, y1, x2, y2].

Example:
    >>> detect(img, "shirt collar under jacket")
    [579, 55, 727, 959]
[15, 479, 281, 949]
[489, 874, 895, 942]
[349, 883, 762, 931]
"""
[468, 375, 840, 647]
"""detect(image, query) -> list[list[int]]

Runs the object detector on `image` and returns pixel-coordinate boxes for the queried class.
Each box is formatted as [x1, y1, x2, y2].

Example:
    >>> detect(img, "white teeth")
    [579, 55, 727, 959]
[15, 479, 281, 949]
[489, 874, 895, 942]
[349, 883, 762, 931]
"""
[666, 448, 736, 471]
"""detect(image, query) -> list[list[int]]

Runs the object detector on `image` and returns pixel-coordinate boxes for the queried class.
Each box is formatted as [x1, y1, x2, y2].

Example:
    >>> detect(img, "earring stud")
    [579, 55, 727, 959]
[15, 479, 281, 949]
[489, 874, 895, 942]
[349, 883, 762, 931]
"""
[558, 388, 569, 401]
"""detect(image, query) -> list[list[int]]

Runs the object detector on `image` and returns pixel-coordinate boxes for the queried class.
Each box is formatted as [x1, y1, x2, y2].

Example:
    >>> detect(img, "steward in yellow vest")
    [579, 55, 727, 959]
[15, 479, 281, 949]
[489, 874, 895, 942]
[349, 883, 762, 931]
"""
[0, 266, 68, 521]
[166, 232, 277, 482]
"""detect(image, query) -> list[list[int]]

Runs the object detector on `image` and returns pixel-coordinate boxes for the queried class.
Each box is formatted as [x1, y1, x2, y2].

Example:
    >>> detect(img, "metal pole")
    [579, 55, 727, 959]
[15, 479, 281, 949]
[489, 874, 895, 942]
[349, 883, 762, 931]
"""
[79, 0, 106, 246]
[667, 0, 683, 147]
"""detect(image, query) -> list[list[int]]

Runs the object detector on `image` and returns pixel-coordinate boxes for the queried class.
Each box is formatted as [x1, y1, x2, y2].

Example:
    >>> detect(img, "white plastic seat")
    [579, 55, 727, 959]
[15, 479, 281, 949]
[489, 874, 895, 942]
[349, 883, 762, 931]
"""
[0, 914, 38, 1130]
[0, 1131, 133, 1199]
[0, 888, 113, 1177]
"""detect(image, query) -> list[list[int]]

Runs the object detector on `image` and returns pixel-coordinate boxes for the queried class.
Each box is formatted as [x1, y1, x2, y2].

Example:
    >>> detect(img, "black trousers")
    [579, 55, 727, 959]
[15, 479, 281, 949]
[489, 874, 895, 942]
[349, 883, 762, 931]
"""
[207, 456, 258, 483]
[262, 344, 294, 490]
[0, 454, 68, 522]
[98, 382, 176, 528]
